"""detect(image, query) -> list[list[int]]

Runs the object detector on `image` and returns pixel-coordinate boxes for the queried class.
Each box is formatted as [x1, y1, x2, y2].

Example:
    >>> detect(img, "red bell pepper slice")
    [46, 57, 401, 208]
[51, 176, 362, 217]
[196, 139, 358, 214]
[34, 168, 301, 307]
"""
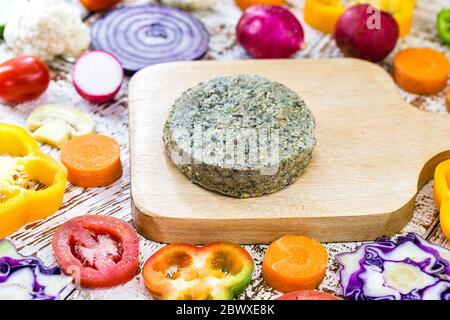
[142, 242, 254, 300]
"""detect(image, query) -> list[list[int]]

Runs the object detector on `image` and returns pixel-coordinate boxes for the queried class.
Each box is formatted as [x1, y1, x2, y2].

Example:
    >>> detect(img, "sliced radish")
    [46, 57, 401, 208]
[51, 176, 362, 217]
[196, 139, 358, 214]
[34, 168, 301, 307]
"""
[73, 50, 124, 104]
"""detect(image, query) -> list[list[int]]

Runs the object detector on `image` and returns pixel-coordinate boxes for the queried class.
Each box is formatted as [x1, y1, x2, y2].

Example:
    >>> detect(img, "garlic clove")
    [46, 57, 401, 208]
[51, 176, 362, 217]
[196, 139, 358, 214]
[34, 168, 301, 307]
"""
[32, 119, 72, 148]
[27, 104, 95, 148]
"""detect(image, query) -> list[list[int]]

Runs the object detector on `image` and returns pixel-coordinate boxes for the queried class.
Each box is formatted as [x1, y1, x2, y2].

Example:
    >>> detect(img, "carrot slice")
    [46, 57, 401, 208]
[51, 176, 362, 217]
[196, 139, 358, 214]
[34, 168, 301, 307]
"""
[394, 48, 450, 95]
[262, 235, 328, 293]
[60, 133, 122, 187]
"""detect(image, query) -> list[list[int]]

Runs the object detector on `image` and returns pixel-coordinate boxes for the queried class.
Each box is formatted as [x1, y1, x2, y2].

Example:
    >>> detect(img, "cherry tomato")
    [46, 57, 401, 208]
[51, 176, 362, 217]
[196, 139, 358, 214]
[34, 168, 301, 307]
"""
[52, 215, 139, 288]
[0, 56, 50, 104]
[80, 0, 121, 12]
[276, 290, 340, 300]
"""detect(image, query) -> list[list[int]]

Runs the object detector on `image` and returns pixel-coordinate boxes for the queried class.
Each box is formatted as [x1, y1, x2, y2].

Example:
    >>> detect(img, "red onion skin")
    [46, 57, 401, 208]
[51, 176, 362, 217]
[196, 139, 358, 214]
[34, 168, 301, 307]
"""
[334, 4, 399, 63]
[237, 5, 305, 59]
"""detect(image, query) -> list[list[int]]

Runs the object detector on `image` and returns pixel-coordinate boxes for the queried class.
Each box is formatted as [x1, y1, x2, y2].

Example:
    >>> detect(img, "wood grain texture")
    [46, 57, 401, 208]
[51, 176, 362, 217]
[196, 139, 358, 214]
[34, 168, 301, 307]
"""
[0, 0, 448, 300]
[130, 58, 450, 243]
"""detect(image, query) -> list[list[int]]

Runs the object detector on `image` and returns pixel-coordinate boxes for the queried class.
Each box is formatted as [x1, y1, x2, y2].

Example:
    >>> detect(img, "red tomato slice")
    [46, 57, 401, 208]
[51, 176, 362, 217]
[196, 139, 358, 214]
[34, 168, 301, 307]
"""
[276, 290, 340, 300]
[52, 215, 139, 288]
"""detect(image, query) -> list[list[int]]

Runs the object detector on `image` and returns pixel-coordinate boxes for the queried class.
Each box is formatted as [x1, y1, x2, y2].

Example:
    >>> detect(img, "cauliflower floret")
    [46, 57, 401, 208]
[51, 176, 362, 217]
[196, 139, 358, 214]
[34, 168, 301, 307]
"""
[4, 0, 90, 61]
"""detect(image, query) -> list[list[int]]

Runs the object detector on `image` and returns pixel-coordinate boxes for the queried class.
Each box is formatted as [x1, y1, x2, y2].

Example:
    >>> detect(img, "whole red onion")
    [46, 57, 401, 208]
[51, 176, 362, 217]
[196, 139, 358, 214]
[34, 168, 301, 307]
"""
[236, 5, 305, 59]
[334, 4, 399, 63]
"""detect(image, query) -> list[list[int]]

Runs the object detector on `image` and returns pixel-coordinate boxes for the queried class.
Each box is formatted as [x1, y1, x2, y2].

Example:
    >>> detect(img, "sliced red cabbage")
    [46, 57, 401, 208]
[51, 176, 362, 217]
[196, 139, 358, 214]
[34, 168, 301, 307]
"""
[336, 233, 450, 300]
[0, 240, 72, 300]
[91, 4, 210, 74]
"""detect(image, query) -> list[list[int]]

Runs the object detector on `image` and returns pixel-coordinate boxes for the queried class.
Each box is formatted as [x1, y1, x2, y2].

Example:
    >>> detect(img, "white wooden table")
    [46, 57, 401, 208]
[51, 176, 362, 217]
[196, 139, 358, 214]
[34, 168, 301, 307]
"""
[0, 0, 449, 300]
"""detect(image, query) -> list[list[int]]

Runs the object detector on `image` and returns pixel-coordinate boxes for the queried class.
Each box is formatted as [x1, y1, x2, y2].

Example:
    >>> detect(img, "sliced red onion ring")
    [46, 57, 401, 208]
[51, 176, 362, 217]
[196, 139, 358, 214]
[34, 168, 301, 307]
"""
[91, 4, 210, 74]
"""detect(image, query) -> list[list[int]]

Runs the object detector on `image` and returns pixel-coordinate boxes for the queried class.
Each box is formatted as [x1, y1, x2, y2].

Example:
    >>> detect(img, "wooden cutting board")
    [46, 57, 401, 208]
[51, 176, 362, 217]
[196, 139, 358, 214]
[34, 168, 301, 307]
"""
[128, 58, 450, 244]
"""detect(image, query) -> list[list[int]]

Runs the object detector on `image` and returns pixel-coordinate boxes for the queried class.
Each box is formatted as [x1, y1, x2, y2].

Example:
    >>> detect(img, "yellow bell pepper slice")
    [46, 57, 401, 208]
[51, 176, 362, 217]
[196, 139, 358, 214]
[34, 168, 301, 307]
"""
[433, 160, 450, 241]
[304, 0, 416, 38]
[304, 0, 345, 34]
[0, 123, 67, 239]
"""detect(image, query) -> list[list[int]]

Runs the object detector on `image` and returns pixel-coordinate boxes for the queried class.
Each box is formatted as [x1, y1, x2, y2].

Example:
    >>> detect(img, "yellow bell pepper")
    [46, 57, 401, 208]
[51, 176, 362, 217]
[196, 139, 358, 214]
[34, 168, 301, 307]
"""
[0, 123, 67, 239]
[434, 160, 450, 241]
[304, 0, 416, 38]
[304, 0, 345, 34]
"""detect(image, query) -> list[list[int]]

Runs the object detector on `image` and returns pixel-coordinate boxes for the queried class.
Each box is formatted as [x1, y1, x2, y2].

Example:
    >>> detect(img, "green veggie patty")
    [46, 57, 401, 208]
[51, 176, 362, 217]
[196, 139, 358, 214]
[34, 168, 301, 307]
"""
[163, 75, 316, 198]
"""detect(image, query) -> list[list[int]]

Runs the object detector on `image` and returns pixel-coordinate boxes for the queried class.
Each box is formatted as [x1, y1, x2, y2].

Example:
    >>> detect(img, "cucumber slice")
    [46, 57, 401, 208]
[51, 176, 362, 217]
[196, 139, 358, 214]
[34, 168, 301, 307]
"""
[437, 9, 450, 45]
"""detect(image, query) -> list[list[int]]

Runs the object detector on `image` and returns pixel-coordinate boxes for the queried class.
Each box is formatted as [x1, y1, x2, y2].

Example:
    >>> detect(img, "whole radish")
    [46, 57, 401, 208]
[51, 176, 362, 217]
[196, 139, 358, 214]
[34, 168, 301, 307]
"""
[236, 5, 305, 59]
[334, 4, 399, 63]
